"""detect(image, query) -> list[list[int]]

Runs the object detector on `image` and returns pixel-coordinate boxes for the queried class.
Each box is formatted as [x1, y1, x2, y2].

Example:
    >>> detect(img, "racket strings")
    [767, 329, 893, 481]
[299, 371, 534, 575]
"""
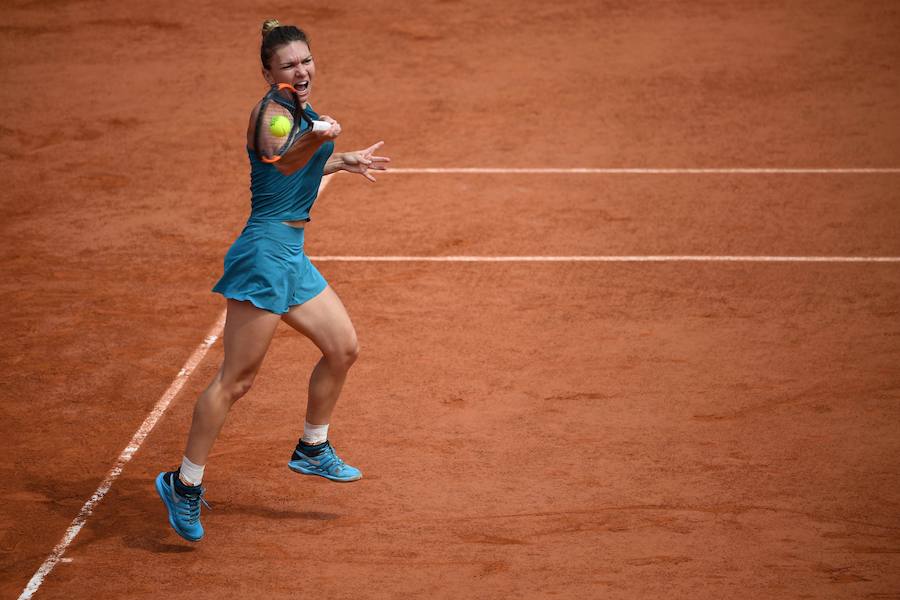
[256, 99, 297, 163]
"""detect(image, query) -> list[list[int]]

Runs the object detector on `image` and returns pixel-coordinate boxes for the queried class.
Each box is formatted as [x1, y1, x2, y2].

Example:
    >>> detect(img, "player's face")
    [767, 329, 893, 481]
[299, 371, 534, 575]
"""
[264, 41, 315, 104]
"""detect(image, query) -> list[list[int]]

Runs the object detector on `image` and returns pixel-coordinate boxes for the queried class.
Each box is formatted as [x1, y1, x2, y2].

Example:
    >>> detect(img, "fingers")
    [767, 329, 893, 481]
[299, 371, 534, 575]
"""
[364, 155, 389, 171]
[316, 115, 341, 138]
[353, 150, 390, 168]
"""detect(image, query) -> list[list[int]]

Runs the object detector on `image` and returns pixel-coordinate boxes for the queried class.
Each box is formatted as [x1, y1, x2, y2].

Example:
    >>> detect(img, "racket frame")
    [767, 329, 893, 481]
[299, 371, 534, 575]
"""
[254, 83, 315, 164]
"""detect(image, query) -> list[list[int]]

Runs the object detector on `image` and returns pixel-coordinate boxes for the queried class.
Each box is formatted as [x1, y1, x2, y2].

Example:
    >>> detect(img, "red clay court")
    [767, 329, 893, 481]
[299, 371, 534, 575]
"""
[2, 1, 899, 599]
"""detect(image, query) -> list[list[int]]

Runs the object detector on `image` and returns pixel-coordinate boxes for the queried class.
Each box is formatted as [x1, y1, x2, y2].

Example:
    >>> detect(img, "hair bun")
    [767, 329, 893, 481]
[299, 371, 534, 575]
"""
[261, 19, 280, 37]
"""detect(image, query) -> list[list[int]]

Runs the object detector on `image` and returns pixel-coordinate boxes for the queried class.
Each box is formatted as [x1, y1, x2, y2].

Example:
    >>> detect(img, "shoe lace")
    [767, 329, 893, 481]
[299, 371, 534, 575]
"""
[177, 489, 211, 524]
[319, 444, 346, 471]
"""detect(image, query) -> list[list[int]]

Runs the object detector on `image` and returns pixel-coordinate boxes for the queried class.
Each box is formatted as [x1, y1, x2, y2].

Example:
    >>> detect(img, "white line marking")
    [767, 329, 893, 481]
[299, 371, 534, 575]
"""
[16, 313, 225, 600]
[17, 177, 338, 599]
[310, 255, 900, 263]
[384, 167, 900, 174]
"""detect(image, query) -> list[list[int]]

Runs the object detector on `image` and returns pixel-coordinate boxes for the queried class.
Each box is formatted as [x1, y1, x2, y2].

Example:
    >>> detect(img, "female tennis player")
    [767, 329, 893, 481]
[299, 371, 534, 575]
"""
[155, 19, 389, 542]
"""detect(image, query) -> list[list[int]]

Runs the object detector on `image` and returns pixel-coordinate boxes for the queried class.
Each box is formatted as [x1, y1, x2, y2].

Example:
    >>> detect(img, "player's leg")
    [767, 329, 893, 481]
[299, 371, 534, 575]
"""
[281, 285, 359, 424]
[281, 285, 362, 481]
[183, 299, 282, 465]
[157, 299, 281, 541]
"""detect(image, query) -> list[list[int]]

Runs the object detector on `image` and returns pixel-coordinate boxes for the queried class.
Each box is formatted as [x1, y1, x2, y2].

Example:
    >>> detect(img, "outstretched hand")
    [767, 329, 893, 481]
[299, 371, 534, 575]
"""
[342, 141, 390, 182]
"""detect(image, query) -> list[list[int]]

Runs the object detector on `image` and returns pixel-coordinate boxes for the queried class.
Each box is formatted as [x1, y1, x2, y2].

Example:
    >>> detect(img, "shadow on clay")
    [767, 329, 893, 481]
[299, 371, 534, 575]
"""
[25, 475, 338, 556]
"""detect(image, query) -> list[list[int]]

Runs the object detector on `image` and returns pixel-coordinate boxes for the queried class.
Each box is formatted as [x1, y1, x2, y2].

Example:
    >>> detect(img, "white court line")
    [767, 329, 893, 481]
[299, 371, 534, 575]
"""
[18, 177, 336, 599]
[384, 167, 900, 174]
[16, 313, 226, 600]
[310, 255, 900, 263]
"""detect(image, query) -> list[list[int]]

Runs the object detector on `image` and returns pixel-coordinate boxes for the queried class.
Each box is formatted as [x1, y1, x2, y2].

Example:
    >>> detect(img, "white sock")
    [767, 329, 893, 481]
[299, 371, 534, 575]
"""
[179, 456, 205, 486]
[301, 421, 329, 445]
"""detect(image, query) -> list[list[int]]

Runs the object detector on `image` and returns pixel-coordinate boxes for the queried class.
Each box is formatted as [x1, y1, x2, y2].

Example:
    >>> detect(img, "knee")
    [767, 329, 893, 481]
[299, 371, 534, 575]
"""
[219, 372, 256, 404]
[326, 337, 359, 372]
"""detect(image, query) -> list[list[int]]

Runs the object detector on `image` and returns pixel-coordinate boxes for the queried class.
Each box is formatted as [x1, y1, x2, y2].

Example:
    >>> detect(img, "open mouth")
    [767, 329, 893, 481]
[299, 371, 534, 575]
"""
[294, 81, 310, 93]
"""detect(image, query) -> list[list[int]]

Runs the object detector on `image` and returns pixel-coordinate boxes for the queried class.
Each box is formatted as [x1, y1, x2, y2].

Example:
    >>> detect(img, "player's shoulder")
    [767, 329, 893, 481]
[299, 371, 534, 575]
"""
[247, 99, 266, 134]
[249, 99, 265, 122]
[246, 100, 266, 148]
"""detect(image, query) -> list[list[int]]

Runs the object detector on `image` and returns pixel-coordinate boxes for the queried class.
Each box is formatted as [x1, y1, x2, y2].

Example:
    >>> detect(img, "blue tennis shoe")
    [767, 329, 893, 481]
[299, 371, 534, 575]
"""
[155, 470, 210, 542]
[288, 441, 362, 482]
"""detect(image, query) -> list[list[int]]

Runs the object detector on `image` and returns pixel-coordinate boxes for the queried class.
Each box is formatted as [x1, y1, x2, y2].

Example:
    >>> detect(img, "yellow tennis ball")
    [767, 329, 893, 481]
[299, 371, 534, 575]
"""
[269, 115, 291, 137]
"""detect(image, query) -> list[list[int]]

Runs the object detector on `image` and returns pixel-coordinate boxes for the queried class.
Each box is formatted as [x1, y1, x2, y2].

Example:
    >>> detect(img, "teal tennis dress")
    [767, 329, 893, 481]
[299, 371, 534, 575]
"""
[213, 105, 333, 314]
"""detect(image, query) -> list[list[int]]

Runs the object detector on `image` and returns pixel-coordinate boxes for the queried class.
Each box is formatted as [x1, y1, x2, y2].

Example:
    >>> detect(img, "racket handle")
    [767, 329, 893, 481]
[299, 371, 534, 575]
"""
[312, 120, 331, 133]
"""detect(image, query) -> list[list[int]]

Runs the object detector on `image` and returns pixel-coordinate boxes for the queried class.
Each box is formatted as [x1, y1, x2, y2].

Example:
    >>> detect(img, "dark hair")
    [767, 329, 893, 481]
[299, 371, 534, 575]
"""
[260, 19, 310, 69]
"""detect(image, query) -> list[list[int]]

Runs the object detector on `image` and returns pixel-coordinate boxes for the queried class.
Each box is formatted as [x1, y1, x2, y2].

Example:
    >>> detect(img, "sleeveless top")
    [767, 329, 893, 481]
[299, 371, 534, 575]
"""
[246, 104, 334, 222]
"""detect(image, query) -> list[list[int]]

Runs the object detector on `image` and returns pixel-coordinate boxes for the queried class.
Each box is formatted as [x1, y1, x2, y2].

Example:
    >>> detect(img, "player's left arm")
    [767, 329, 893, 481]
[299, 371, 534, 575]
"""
[324, 140, 390, 182]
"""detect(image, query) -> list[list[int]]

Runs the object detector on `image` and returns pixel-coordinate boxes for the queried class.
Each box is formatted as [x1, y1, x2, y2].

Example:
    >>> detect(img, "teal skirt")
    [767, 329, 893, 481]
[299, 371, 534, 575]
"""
[212, 220, 327, 314]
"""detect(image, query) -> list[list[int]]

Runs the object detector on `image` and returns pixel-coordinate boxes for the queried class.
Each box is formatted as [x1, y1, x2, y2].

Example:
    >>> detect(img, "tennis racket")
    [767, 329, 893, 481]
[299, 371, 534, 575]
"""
[253, 83, 331, 163]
